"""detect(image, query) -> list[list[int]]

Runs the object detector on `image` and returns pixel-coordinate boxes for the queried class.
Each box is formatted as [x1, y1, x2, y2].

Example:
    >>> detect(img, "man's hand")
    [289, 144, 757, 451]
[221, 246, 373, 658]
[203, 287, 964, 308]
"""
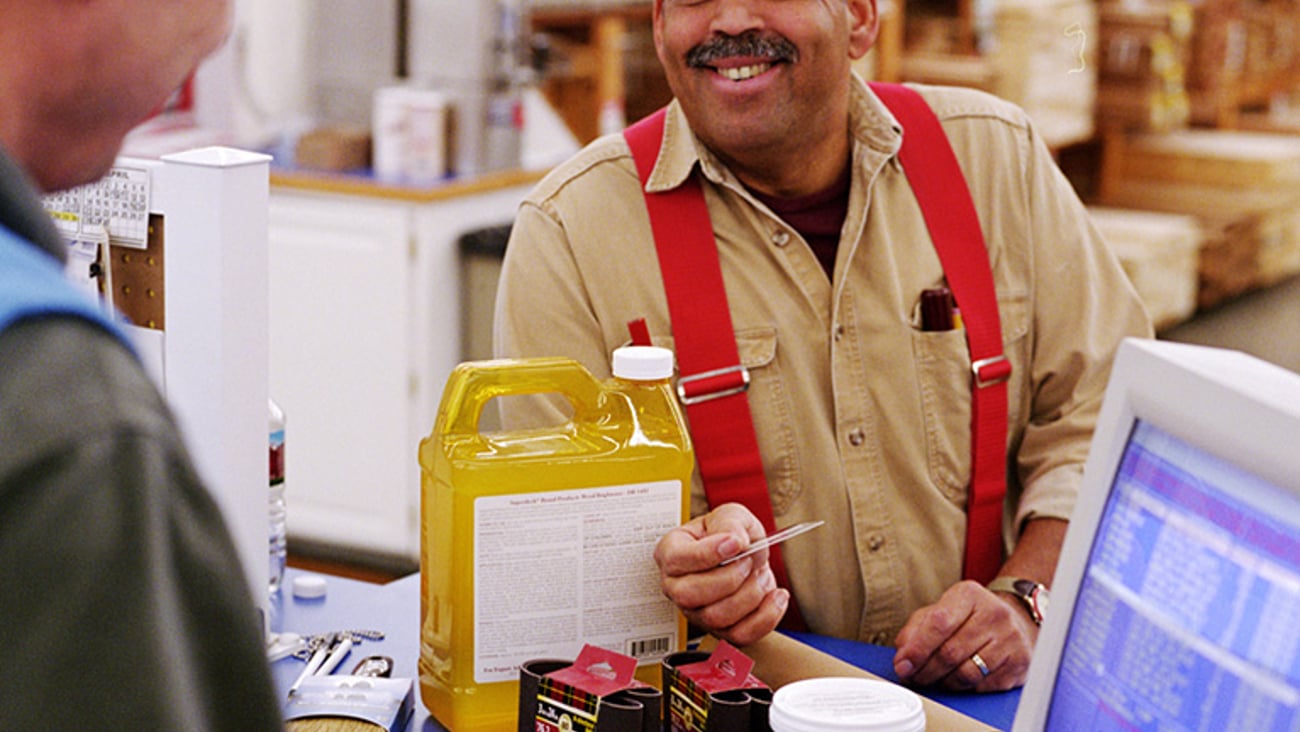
[653, 503, 789, 646]
[891, 580, 1038, 692]
[892, 517, 1066, 692]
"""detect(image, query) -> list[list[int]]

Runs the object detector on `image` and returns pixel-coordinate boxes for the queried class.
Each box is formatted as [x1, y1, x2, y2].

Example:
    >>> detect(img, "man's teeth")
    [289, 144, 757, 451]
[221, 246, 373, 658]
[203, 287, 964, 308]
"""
[719, 63, 772, 81]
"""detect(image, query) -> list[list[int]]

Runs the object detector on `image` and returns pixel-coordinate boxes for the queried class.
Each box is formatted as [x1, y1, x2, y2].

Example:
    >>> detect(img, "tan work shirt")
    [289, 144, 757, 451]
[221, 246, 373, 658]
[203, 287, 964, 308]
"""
[494, 78, 1152, 643]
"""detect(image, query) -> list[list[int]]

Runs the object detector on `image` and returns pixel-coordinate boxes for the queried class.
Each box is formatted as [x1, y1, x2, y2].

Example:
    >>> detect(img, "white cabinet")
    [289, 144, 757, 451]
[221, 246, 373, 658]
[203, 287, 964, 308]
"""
[268, 176, 534, 564]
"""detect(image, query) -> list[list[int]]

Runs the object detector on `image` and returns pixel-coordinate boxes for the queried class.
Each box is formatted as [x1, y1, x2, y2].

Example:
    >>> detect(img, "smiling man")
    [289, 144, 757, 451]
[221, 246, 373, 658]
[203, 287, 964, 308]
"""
[494, 0, 1150, 693]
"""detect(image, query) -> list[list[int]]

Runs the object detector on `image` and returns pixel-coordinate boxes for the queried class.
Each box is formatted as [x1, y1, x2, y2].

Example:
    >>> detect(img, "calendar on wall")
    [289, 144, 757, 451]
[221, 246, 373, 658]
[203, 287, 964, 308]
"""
[42, 165, 152, 250]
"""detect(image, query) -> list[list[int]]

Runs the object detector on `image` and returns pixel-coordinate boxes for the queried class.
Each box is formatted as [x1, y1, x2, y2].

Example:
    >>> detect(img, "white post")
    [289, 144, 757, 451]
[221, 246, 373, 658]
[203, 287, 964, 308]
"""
[158, 147, 273, 622]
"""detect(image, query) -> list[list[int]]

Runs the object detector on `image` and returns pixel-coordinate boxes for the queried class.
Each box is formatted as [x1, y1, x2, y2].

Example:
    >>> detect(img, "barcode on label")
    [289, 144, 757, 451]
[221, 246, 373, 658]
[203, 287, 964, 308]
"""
[627, 635, 673, 660]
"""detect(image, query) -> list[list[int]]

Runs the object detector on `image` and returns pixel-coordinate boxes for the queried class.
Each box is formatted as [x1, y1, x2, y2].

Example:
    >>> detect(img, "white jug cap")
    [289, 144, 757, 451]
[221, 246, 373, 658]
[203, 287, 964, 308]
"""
[612, 346, 674, 381]
[770, 677, 926, 732]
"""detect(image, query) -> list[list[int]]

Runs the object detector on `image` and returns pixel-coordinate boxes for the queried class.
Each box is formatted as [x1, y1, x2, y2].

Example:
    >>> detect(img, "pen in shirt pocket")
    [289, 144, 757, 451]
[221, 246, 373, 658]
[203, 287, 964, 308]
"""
[920, 286, 962, 331]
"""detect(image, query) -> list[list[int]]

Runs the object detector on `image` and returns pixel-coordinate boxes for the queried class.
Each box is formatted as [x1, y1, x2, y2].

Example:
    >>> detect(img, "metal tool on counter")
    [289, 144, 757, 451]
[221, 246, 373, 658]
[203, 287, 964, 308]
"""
[286, 630, 387, 696]
[285, 655, 407, 732]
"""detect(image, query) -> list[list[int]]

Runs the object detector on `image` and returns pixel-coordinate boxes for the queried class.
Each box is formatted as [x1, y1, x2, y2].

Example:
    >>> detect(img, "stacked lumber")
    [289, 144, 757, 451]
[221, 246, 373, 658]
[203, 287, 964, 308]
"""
[1237, 103, 1300, 134]
[1184, 0, 1246, 126]
[991, 0, 1099, 147]
[1099, 129, 1300, 307]
[1095, 1, 1193, 132]
[898, 53, 998, 92]
[1088, 206, 1202, 330]
[1186, 0, 1300, 127]
[900, 0, 1098, 149]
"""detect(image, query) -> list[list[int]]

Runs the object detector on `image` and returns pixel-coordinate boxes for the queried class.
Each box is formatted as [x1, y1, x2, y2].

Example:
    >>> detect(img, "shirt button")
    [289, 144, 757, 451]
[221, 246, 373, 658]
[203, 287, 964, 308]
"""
[833, 324, 845, 341]
[868, 535, 885, 552]
[848, 428, 866, 446]
[773, 230, 791, 247]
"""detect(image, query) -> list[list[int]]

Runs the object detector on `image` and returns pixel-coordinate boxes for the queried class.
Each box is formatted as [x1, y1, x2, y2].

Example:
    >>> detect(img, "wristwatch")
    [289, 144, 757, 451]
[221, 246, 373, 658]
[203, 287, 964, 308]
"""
[988, 577, 1050, 626]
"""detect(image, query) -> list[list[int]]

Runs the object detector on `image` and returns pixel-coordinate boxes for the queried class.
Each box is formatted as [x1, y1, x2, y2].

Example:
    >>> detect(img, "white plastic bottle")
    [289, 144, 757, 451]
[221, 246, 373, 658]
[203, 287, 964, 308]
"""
[770, 677, 926, 732]
[268, 398, 287, 595]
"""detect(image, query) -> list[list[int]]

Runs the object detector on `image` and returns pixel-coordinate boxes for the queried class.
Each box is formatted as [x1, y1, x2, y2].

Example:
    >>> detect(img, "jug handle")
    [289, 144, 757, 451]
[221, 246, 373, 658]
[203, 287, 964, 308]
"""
[438, 358, 603, 437]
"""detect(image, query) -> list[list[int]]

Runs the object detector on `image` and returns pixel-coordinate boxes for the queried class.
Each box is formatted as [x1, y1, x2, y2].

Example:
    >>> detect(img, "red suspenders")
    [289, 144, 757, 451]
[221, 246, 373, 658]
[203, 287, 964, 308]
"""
[622, 83, 1010, 632]
[622, 107, 811, 632]
[867, 83, 1012, 584]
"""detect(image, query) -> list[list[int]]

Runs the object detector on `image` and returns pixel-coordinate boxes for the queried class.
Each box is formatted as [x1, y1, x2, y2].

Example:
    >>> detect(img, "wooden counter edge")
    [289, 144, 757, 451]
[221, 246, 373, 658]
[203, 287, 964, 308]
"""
[703, 633, 998, 731]
[269, 167, 547, 203]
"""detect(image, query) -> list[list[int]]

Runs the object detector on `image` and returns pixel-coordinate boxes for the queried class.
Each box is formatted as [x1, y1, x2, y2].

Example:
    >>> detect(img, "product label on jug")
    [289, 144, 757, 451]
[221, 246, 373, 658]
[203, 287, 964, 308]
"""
[473, 480, 684, 684]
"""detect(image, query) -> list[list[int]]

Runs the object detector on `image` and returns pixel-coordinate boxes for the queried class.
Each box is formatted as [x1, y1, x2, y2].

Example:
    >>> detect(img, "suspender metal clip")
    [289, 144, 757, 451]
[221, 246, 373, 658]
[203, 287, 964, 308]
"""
[972, 355, 1012, 389]
[677, 364, 750, 405]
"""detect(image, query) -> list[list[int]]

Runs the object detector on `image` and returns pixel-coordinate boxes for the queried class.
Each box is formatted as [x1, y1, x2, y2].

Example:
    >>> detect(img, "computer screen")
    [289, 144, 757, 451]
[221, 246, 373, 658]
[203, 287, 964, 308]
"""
[1014, 338, 1300, 731]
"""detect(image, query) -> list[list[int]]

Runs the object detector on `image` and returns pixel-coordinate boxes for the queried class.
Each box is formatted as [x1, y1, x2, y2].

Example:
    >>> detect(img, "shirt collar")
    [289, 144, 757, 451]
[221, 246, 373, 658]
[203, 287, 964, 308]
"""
[847, 73, 905, 157]
[642, 99, 704, 194]
[645, 73, 904, 194]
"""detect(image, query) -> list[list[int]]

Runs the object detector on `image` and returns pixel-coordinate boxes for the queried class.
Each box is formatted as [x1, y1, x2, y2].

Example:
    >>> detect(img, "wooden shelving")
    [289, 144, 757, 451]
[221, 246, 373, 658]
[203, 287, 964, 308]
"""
[530, 2, 659, 144]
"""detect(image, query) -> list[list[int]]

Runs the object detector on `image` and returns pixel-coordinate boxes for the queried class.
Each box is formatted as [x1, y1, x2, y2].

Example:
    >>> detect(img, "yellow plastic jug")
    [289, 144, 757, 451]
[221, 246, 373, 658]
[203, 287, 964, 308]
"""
[419, 346, 694, 731]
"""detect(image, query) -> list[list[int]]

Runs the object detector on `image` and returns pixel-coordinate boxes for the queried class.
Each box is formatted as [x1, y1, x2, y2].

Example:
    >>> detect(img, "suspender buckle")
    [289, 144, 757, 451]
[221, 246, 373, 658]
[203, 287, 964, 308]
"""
[677, 364, 750, 406]
[972, 355, 1012, 388]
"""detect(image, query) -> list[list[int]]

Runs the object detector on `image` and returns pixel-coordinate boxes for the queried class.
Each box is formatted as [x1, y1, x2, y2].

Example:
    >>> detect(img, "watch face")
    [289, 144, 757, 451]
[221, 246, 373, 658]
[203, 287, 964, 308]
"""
[1013, 579, 1048, 624]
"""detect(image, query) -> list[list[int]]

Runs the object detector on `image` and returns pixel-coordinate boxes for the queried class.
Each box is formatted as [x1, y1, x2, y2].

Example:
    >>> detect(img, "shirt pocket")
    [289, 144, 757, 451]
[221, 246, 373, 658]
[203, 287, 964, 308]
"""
[656, 328, 802, 515]
[910, 296, 1029, 503]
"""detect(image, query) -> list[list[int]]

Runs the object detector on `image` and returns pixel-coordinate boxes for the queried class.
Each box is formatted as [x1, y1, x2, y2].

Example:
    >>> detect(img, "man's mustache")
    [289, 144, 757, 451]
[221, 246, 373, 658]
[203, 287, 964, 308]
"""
[686, 31, 799, 68]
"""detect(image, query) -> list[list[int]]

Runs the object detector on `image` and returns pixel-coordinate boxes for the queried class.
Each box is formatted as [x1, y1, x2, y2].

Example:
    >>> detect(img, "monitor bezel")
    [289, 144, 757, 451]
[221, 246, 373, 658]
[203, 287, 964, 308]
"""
[1012, 337, 1300, 730]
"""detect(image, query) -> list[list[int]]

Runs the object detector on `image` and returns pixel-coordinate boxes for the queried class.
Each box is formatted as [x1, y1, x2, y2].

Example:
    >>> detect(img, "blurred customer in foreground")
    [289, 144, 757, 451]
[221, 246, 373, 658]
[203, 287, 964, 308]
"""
[0, 0, 283, 728]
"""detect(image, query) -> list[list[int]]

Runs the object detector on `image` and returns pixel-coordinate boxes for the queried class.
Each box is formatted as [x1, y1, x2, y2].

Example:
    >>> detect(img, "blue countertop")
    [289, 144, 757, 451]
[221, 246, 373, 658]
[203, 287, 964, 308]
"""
[270, 570, 1019, 730]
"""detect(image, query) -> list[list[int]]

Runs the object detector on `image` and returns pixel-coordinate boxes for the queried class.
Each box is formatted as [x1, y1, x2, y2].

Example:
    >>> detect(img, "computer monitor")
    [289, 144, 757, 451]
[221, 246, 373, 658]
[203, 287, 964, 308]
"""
[1013, 338, 1300, 731]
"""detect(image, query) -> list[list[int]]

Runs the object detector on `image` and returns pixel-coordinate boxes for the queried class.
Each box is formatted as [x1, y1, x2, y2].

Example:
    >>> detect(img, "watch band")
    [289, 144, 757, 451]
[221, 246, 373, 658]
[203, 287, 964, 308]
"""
[988, 576, 1048, 626]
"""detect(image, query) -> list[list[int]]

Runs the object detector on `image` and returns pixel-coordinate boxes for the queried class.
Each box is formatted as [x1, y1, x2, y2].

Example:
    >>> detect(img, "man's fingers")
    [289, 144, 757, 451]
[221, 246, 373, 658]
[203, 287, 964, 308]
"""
[893, 581, 982, 682]
[662, 555, 756, 610]
[654, 525, 745, 578]
[690, 576, 789, 647]
[654, 503, 779, 638]
[894, 581, 1036, 692]
[655, 503, 768, 574]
